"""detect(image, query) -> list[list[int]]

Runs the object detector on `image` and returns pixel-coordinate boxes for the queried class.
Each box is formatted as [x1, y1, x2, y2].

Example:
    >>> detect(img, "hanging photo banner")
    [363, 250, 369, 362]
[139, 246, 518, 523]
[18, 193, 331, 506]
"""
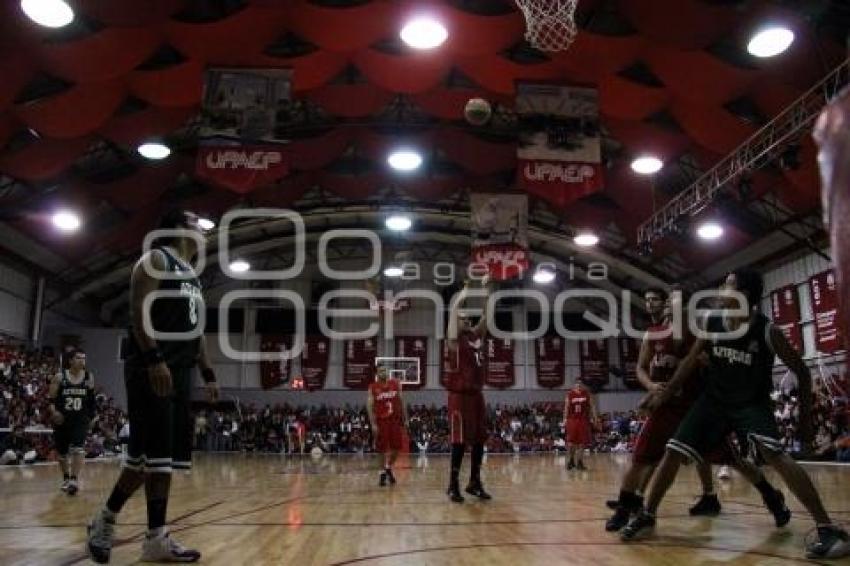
[484, 337, 515, 388]
[197, 68, 292, 193]
[440, 339, 453, 389]
[516, 83, 603, 209]
[301, 335, 330, 391]
[809, 270, 844, 354]
[260, 335, 291, 390]
[770, 284, 803, 353]
[618, 336, 641, 390]
[580, 339, 609, 390]
[535, 335, 565, 388]
[470, 193, 529, 281]
[395, 336, 427, 390]
[344, 338, 377, 390]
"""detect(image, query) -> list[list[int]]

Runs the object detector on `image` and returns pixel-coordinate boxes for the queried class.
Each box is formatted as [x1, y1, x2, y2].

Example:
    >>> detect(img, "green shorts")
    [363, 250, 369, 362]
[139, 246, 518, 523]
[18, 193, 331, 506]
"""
[54, 421, 88, 456]
[667, 393, 781, 465]
[125, 365, 193, 474]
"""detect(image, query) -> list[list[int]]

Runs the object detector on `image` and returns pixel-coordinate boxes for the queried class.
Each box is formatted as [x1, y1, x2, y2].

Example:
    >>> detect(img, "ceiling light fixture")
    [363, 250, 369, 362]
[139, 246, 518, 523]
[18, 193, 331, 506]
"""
[400, 18, 448, 49]
[387, 150, 422, 171]
[630, 155, 663, 175]
[385, 215, 412, 231]
[697, 221, 723, 241]
[52, 210, 80, 232]
[21, 0, 74, 28]
[748, 26, 794, 58]
[137, 142, 171, 160]
[573, 232, 599, 247]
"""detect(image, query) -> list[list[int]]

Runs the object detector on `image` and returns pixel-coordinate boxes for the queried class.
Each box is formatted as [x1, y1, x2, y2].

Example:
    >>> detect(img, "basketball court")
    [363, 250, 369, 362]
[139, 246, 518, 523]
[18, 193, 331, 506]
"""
[1, 0, 849, 564]
[3, 454, 849, 565]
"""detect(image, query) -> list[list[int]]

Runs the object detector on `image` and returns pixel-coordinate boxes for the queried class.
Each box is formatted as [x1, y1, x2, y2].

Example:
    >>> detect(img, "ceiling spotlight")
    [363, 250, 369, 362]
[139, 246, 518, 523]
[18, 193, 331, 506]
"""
[748, 26, 794, 58]
[533, 269, 556, 284]
[383, 266, 404, 277]
[631, 155, 663, 175]
[137, 142, 171, 160]
[697, 221, 723, 241]
[197, 217, 215, 231]
[573, 232, 599, 247]
[387, 150, 422, 171]
[385, 215, 412, 231]
[229, 259, 251, 273]
[52, 210, 80, 233]
[400, 18, 448, 49]
[21, 0, 74, 28]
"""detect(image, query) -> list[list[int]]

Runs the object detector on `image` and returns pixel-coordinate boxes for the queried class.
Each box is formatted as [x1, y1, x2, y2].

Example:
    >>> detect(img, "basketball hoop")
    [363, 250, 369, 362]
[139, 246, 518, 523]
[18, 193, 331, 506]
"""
[515, 0, 579, 52]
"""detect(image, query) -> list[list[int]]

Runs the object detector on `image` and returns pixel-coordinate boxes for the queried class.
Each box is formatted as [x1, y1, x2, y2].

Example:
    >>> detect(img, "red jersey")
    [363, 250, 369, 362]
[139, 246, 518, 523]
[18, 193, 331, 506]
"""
[446, 332, 484, 394]
[646, 321, 701, 404]
[566, 387, 591, 421]
[369, 378, 403, 421]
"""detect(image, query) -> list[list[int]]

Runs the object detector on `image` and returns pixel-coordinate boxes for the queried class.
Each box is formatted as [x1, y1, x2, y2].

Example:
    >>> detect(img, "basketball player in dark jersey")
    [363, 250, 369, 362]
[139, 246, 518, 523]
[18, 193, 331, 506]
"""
[606, 288, 787, 531]
[622, 270, 849, 559]
[87, 210, 219, 564]
[445, 276, 492, 503]
[48, 348, 95, 495]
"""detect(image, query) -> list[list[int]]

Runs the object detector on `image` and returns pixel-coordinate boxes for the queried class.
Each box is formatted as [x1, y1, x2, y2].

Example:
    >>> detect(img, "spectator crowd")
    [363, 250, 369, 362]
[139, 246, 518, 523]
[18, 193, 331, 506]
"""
[0, 340, 126, 464]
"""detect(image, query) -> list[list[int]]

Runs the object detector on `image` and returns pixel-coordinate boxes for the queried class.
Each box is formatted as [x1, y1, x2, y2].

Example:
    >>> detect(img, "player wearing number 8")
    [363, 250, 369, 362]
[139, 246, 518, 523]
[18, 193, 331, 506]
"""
[48, 348, 96, 496]
[367, 367, 408, 486]
[87, 210, 219, 564]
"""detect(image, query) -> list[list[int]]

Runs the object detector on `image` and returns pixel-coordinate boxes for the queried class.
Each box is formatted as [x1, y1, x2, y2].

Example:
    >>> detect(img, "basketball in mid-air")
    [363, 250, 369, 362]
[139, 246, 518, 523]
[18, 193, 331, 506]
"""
[464, 98, 492, 126]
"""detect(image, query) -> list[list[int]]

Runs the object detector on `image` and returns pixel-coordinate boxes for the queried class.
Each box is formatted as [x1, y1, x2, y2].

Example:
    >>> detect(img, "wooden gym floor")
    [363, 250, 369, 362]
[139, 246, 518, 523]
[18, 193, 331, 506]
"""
[1, 453, 848, 565]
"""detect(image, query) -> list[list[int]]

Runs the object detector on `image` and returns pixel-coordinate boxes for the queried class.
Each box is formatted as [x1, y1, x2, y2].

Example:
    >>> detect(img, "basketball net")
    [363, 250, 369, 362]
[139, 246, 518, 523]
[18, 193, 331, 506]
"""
[515, 0, 579, 52]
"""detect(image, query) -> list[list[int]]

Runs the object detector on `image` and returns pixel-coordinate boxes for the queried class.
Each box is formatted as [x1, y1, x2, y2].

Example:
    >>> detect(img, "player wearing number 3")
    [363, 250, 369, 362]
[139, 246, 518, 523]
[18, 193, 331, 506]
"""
[368, 366, 408, 486]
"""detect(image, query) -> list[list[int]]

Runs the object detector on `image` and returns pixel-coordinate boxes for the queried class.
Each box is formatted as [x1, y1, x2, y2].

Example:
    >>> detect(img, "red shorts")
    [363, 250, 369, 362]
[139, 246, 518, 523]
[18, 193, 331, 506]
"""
[375, 420, 404, 453]
[448, 391, 487, 445]
[633, 405, 690, 465]
[566, 418, 592, 447]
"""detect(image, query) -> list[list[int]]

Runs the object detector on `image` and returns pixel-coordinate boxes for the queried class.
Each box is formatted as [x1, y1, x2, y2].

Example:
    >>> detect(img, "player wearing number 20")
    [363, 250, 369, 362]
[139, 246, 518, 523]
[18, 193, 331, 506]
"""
[367, 367, 408, 486]
[49, 348, 96, 496]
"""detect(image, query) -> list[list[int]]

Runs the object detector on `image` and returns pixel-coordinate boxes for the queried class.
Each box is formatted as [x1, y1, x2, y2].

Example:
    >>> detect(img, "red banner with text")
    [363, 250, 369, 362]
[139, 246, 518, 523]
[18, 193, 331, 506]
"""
[770, 284, 803, 353]
[300, 336, 329, 391]
[535, 335, 565, 388]
[484, 337, 515, 388]
[344, 338, 377, 390]
[580, 339, 609, 389]
[260, 335, 291, 390]
[196, 143, 289, 194]
[395, 336, 427, 390]
[809, 270, 844, 354]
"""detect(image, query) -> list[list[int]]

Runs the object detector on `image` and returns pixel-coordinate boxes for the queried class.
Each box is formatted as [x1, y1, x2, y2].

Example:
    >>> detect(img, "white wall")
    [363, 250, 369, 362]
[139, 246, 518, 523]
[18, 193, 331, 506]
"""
[0, 262, 32, 338]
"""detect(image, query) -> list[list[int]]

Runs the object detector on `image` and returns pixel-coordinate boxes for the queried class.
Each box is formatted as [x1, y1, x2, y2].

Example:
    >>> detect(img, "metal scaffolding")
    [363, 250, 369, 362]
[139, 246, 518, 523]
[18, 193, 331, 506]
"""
[637, 58, 850, 249]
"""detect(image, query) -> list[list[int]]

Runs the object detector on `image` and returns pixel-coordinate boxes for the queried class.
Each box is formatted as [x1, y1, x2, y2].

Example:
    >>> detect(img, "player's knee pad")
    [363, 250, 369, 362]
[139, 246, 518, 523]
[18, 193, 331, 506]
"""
[666, 439, 703, 466]
[747, 433, 782, 460]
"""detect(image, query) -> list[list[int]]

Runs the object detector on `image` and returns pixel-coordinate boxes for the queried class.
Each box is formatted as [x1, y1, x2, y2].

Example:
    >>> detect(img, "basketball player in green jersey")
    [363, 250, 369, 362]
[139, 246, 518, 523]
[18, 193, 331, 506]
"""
[621, 269, 849, 559]
[48, 348, 95, 495]
[87, 210, 219, 563]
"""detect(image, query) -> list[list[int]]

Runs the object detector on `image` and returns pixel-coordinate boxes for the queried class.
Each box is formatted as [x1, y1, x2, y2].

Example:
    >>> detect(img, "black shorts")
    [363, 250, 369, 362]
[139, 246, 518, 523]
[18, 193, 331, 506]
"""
[667, 393, 781, 465]
[54, 421, 88, 456]
[125, 364, 193, 474]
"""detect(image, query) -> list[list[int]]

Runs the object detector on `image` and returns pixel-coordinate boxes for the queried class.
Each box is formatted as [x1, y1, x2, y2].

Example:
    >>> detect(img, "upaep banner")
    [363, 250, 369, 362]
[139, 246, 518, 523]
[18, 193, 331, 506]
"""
[195, 143, 288, 194]
[516, 83, 603, 209]
[301, 336, 329, 391]
[395, 336, 427, 390]
[770, 284, 803, 353]
[484, 337, 515, 388]
[344, 338, 377, 390]
[470, 193, 529, 281]
[618, 336, 640, 390]
[535, 335, 565, 388]
[809, 270, 844, 354]
[260, 335, 291, 390]
[580, 339, 609, 389]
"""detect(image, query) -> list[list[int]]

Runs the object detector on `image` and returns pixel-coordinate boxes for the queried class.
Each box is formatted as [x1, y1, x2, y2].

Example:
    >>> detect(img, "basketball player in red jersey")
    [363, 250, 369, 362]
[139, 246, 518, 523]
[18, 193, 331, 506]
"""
[367, 366, 408, 486]
[606, 288, 788, 531]
[565, 378, 596, 470]
[815, 89, 850, 359]
[445, 276, 493, 503]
